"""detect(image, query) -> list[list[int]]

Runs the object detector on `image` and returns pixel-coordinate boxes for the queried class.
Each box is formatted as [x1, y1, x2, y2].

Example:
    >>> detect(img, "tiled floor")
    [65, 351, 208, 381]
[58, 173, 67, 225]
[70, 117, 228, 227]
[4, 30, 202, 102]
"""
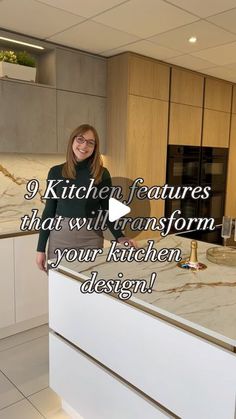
[0, 325, 71, 418]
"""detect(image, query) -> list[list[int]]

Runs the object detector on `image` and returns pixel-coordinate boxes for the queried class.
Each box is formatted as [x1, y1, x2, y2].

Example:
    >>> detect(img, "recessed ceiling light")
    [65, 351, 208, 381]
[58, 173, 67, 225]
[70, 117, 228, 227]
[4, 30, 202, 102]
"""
[188, 36, 197, 44]
[0, 36, 44, 50]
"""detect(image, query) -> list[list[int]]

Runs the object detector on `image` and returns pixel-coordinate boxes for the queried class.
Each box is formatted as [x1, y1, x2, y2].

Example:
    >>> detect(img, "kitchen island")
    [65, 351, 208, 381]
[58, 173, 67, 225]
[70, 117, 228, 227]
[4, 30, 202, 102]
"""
[48, 236, 236, 419]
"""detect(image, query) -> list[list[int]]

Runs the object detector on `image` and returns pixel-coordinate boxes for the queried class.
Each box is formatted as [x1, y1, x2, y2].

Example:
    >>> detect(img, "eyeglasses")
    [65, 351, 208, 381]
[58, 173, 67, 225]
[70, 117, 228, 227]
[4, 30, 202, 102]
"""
[74, 135, 95, 148]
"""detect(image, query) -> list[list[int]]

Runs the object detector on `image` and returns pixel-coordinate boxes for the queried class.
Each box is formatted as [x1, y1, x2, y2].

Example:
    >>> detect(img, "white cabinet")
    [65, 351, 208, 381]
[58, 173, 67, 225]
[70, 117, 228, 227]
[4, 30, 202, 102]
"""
[14, 234, 48, 322]
[0, 233, 48, 337]
[0, 238, 15, 328]
[49, 270, 236, 419]
[50, 332, 169, 419]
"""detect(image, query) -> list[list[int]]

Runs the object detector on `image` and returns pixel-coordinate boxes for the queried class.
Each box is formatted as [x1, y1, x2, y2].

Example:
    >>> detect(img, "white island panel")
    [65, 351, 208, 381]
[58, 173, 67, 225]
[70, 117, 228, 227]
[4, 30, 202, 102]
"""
[49, 332, 171, 419]
[49, 270, 236, 419]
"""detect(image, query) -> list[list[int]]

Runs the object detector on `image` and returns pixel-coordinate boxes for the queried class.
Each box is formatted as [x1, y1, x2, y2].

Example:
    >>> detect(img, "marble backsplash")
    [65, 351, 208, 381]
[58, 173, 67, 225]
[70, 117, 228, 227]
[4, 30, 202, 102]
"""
[0, 153, 65, 235]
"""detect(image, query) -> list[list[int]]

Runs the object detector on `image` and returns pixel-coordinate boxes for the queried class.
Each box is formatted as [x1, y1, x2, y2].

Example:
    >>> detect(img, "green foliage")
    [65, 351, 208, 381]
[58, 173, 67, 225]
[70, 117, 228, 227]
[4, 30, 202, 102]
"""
[0, 50, 36, 67]
[16, 51, 36, 68]
[0, 50, 17, 64]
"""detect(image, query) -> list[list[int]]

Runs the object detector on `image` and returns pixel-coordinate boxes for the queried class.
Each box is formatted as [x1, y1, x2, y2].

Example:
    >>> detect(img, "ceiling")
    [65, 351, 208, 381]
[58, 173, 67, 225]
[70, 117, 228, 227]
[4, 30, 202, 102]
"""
[1, 0, 236, 82]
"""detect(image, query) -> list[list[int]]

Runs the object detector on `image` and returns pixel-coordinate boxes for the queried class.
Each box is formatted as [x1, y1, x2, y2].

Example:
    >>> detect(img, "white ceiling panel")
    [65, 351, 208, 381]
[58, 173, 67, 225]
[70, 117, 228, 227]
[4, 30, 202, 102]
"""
[0, 0, 84, 39]
[203, 66, 236, 82]
[207, 8, 236, 34]
[36, 0, 126, 18]
[48, 20, 140, 54]
[192, 41, 236, 66]
[167, 54, 215, 70]
[93, 0, 198, 38]
[149, 20, 236, 53]
[101, 39, 182, 59]
[164, 0, 236, 18]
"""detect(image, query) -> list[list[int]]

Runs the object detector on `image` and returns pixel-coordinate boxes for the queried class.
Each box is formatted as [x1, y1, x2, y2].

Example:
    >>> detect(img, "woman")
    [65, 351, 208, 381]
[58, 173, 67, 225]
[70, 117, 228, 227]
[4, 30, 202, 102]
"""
[36, 124, 135, 272]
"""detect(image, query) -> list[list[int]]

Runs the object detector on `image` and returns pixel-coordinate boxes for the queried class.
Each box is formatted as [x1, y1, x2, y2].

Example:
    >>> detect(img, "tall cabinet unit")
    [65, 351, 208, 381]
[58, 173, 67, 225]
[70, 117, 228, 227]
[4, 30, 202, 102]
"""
[202, 78, 232, 147]
[225, 85, 236, 217]
[106, 53, 170, 239]
[169, 68, 204, 146]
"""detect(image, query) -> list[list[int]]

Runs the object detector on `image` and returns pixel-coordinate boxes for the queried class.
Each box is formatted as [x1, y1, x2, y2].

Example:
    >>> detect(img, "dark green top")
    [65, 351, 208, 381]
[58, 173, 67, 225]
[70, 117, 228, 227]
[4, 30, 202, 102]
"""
[37, 158, 124, 252]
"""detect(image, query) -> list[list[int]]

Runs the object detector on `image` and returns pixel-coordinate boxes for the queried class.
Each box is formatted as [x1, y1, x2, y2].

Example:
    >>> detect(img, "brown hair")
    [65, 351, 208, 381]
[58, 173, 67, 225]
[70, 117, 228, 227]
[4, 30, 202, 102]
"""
[62, 124, 104, 184]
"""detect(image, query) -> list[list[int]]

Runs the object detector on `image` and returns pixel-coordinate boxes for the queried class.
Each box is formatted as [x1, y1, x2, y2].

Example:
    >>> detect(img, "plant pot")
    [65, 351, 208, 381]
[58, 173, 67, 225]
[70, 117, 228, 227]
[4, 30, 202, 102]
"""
[0, 61, 36, 82]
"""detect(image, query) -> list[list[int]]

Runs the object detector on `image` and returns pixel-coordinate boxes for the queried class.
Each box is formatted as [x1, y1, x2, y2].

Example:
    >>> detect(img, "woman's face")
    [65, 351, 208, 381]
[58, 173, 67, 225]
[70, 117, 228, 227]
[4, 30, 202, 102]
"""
[72, 129, 96, 161]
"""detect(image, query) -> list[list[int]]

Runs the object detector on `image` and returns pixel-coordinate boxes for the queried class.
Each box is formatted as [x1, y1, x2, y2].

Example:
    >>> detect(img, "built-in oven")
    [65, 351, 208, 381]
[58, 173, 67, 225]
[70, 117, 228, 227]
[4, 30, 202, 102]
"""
[167, 145, 201, 186]
[200, 147, 228, 190]
[198, 190, 226, 224]
[165, 145, 228, 233]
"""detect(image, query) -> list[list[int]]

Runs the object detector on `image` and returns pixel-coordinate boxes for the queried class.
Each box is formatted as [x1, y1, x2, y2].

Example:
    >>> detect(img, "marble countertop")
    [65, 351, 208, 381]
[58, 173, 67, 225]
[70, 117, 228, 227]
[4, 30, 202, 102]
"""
[0, 220, 38, 238]
[55, 236, 236, 352]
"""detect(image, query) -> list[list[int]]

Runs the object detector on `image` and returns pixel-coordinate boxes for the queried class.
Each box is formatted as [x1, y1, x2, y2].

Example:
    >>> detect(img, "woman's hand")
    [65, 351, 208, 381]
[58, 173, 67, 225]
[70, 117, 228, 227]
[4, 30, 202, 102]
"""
[36, 252, 47, 273]
[117, 236, 138, 248]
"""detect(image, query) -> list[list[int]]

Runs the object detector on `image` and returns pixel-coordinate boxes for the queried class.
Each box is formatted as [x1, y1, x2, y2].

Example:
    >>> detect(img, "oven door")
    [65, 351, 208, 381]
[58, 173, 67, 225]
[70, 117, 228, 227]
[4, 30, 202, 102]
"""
[198, 191, 225, 225]
[167, 145, 201, 185]
[200, 147, 228, 190]
[165, 195, 199, 221]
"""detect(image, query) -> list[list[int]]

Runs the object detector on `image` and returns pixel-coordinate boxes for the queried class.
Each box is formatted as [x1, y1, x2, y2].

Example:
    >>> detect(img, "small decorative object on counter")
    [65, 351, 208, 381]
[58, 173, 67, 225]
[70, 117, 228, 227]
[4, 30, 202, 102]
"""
[177, 240, 207, 271]
[206, 246, 236, 266]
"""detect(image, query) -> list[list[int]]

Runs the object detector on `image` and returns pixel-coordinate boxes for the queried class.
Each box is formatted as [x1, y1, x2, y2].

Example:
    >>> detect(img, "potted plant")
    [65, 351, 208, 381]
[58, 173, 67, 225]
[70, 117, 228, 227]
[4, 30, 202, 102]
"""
[0, 50, 37, 82]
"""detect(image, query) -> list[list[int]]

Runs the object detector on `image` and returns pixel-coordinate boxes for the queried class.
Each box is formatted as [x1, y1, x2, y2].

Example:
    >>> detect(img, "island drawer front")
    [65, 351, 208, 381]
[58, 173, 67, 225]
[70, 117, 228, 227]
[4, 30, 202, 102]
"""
[49, 332, 171, 419]
[49, 271, 236, 419]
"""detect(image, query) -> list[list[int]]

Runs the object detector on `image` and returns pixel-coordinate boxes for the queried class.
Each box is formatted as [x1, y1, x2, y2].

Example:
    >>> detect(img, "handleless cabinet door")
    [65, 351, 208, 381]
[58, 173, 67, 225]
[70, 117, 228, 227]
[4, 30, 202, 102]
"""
[56, 48, 107, 97]
[202, 109, 230, 147]
[127, 95, 168, 238]
[0, 238, 15, 328]
[14, 234, 48, 323]
[232, 85, 236, 114]
[57, 90, 106, 154]
[171, 68, 204, 107]
[169, 103, 202, 146]
[0, 80, 57, 153]
[225, 113, 236, 217]
[204, 78, 232, 113]
[129, 55, 170, 101]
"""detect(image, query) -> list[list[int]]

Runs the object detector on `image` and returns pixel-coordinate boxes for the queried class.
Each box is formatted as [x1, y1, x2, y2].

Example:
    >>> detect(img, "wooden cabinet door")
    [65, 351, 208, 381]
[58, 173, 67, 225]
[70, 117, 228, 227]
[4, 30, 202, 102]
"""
[169, 103, 202, 146]
[225, 114, 236, 216]
[205, 78, 232, 112]
[127, 95, 168, 184]
[171, 68, 204, 107]
[0, 238, 15, 328]
[57, 90, 106, 154]
[0, 80, 57, 153]
[129, 55, 169, 101]
[127, 95, 168, 235]
[202, 109, 230, 147]
[232, 85, 236, 114]
[14, 234, 48, 323]
[56, 48, 107, 97]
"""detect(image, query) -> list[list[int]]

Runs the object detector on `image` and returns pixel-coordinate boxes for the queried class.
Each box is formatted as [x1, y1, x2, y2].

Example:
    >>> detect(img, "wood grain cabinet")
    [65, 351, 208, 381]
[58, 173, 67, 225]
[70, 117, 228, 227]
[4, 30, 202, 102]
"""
[202, 109, 230, 147]
[56, 48, 107, 97]
[204, 78, 232, 112]
[232, 85, 236, 114]
[169, 102, 202, 146]
[128, 55, 169, 101]
[225, 114, 236, 216]
[127, 95, 168, 183]
[0, 238, 15, 329]
[57, 90, 106, 154]
[0, 80, 57, 153]
[171, 68, 204, 107]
